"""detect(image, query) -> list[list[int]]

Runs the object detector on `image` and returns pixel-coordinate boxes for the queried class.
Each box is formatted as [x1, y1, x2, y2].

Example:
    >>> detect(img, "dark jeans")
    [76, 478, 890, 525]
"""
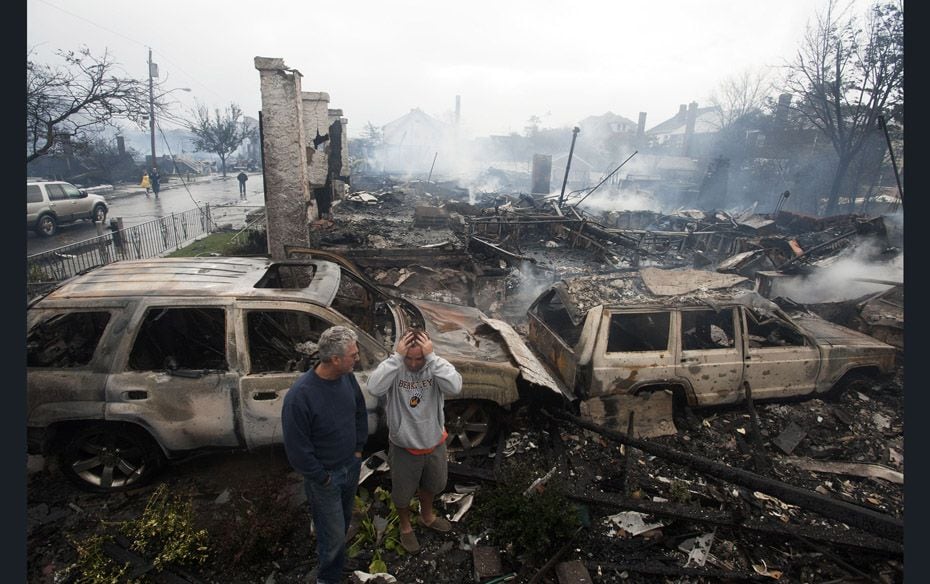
[304, 457, 361, 584]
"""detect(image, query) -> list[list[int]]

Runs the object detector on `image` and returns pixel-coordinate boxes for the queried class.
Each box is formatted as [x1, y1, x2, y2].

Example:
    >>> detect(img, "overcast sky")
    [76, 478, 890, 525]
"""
[27, 0, 879, 138]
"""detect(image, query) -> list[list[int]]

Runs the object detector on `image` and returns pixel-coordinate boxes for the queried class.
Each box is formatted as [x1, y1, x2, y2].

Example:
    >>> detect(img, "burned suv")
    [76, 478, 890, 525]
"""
[527, 268, 897, 435]
[27, 257, 558, 492]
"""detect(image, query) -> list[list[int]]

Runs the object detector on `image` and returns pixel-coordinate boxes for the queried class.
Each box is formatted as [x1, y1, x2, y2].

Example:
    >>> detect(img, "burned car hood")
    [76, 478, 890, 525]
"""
[413, 299, 568, 398]
[791, 314, 897, 348]
[414, 299, 512, 362]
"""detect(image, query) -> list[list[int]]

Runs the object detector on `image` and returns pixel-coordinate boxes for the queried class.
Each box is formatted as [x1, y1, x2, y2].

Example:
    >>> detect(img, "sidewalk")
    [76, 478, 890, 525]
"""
[104, 175, 230, 201]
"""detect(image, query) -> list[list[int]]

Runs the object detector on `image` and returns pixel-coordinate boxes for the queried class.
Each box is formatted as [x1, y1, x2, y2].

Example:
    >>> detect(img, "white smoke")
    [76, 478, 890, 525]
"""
[772, 242, 903, 304]
[575, 187, 663, 213]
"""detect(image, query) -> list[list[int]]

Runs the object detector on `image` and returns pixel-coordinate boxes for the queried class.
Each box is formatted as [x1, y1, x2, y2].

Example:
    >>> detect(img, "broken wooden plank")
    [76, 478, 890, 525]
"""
[552, 409, 903, 542]
[468, 235, 536, 265]
[773, 421, 808, 455]
[783, 457, 904, 484]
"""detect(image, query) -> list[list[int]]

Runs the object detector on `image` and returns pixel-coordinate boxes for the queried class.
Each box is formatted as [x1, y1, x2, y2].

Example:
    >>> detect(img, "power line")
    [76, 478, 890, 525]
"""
[34, 0, 227, 102]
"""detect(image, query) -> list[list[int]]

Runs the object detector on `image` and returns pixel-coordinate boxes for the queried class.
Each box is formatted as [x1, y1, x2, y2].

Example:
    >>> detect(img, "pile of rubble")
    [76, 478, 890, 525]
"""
[26, 172, 904, 584]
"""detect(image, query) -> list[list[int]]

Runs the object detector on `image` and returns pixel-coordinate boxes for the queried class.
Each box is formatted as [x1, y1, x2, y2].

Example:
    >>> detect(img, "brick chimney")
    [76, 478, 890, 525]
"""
[684, 102, 699, 156]
[775, 93, 792, 126]
[637, 112, 647, 138]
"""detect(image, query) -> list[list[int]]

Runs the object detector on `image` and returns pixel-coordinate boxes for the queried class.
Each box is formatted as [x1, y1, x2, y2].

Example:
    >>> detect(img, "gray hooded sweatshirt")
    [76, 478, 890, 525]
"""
[366, 352, 463, 450]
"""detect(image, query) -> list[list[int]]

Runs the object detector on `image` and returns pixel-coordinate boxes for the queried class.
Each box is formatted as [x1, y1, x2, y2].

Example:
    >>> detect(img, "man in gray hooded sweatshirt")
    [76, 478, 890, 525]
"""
[366, 328, 462, 553]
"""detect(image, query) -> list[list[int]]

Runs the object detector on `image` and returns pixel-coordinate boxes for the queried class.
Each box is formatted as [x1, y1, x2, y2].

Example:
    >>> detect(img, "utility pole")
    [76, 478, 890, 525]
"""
[558, 127, 580, 208]
[148, 48, 157, 173]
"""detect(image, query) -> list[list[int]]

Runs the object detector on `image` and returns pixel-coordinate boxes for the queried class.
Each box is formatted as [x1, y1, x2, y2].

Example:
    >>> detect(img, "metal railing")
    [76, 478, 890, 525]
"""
[27, 204, 265, 301]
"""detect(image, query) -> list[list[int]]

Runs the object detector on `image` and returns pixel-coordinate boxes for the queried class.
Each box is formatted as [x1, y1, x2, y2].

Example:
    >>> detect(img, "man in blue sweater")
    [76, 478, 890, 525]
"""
[367, 328, 462, 554]
[282, 326, 368, 584]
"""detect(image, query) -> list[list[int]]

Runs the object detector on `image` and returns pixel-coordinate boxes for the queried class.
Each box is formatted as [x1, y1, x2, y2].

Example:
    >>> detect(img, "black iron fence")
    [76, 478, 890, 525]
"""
[27, 204, 265, 302]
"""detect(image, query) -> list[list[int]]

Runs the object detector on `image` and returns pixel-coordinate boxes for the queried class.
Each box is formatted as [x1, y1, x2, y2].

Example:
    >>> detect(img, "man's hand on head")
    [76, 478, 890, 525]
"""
[414, 330, 434, 356]
[396, 330, 418, 357]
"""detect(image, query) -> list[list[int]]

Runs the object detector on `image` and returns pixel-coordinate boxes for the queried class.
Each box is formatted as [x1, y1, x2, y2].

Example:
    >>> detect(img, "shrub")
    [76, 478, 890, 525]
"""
[467, 467, 579, 562]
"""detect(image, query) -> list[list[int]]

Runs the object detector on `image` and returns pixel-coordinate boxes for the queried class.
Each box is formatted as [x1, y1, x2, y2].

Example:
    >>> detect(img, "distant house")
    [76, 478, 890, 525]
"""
[381, 108, 454, 173]
[646, 103, 723, 157]
[578, 111, 638, 142]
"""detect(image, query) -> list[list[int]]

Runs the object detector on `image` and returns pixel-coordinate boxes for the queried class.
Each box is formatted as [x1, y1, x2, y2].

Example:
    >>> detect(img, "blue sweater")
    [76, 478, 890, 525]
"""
[281, 368, 368, 484]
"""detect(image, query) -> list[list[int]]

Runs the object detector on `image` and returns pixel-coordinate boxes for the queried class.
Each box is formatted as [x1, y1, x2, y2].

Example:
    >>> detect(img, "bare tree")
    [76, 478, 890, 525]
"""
[26, 46, 148, 163]
[784, 0, 903, 215]
[708, 69, 773, 131]
[187, 102, 245, 176]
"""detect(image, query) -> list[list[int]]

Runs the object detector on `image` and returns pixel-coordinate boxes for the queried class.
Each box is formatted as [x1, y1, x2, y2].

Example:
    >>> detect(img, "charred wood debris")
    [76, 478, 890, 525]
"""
[27, 173, 903, 584]
[328, 173, 903, 583]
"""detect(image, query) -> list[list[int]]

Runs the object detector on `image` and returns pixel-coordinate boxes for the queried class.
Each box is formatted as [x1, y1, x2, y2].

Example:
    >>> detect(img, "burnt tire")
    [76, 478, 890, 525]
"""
[60, 425, 164, 493]
[35, 214, 57, 237]
[827, 371, 874, 400]
[444, 400, 499, 451]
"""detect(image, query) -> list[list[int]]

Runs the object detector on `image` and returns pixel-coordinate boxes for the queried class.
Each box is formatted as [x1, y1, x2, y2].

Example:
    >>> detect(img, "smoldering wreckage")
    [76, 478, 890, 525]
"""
[27, 57, 903, 584]
[27, 169, 905, 584]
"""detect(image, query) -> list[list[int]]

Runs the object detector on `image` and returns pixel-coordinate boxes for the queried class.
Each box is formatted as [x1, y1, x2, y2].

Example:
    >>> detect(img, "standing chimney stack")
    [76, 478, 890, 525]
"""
[455, 95, 461, 125]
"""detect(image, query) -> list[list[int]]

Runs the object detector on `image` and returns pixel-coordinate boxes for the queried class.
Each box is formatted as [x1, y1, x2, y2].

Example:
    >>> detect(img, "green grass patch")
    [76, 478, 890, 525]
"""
[168, 229, 267, 258]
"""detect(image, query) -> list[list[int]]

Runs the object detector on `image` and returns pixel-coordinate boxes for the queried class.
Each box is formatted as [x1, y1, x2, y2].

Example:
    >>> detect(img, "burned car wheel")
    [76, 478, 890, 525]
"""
[827, 371, 875, 399]
[60, 425, 164, 493]
[445, 400, 498, 451]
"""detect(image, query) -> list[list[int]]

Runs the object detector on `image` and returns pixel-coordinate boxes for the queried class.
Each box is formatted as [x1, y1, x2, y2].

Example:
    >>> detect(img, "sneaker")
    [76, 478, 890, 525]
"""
[400, 530, 420, 554]
[422, 515, 452, 533]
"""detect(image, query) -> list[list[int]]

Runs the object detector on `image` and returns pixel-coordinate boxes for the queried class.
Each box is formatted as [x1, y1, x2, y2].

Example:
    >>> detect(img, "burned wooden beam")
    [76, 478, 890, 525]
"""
[468, 235, 537, 264]
[743, 382, 771, 474]
[570, 491, 902, 555]
[551, 409, 903, 542]
[585, 560, 770, 581]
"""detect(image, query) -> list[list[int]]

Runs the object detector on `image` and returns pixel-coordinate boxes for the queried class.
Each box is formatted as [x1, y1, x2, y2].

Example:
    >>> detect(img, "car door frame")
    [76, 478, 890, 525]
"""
[739, 306, 822, 400]
[103, 299, 243, 454]
[234, 300, 389, 449]
[674, 306, 746, 406]
[590, 307, 680, 397]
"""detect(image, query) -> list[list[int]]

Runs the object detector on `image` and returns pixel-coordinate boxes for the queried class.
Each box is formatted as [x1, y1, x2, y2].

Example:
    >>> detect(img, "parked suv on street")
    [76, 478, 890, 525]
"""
[27, 180, 109, 237]
[27, 256, 560, 492]
[527, 268, 897, 434]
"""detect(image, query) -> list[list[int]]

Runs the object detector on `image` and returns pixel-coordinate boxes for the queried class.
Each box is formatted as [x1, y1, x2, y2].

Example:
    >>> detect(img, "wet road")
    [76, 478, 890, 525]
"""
[27, 174, 265, 256]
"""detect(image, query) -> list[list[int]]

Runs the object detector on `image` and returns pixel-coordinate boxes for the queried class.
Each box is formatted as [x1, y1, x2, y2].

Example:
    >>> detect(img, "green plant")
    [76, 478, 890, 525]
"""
[467, 468, 579, 562]
[121, 484, 209, 570]
[348, 486, 406, 568]
[67, 533, 135, 584]
[63, 485, 208, 583]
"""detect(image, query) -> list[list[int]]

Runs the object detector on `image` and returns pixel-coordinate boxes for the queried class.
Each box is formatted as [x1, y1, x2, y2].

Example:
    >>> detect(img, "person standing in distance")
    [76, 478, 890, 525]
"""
[366, 328, 462, 554]
[236, 170, 248, 198]
[150, 168, 161, 198]
[282, 326, 368, 584]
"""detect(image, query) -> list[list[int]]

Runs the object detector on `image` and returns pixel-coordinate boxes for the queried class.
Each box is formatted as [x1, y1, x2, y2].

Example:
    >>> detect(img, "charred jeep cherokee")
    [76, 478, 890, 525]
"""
[527, 268, 897, 435]
[27, 257, 558, 492]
